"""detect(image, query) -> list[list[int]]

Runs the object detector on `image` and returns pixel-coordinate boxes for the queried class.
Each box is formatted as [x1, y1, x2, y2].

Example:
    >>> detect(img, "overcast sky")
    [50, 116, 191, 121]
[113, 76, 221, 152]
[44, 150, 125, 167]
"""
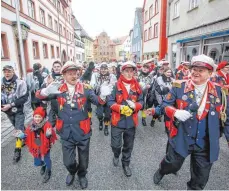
[72, 0, 143, 39]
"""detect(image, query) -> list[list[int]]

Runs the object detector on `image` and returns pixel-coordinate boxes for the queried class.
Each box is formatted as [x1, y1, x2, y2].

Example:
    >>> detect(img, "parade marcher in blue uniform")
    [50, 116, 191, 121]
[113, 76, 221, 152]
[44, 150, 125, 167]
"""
[90, 62, 117, 136]
[175, 61, 190, 80]
[150, 54, 229, 190]
[1, 64, 28, 163]
[36, 61, 112, 189]
[107, 61, 144, 177]
[211, 60, 229, 86]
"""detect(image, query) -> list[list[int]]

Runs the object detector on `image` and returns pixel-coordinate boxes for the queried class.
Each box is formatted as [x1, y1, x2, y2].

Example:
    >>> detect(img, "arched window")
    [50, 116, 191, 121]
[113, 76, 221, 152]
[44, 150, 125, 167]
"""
[155, 0, 158, 14]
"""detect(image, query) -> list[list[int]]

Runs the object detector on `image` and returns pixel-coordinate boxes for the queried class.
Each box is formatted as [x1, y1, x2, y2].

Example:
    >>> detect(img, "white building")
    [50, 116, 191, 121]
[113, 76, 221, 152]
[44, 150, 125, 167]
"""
[74, 33, 85, 63]
[142, 0, 160, 60]
[113, 36, 131, 61]
[1, 0, 75, 77]
[167, 0, 229, 69]
[73, 16, 85, 62]
[123, 36, 131, 60]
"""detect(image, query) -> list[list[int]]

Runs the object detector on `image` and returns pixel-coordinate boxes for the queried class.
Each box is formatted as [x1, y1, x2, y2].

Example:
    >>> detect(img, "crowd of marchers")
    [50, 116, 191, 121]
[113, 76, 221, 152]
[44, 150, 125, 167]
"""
[1, 56, 229, 189]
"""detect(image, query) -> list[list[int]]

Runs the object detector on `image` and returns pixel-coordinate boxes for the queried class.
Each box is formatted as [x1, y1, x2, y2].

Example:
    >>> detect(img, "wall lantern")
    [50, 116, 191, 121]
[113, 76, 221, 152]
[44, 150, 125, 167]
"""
[12, 21, 30, 40]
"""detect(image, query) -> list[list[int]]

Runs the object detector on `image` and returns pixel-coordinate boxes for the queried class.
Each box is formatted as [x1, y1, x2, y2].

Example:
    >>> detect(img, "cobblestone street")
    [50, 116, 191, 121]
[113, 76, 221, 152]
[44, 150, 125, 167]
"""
[1, 110, 229, 190]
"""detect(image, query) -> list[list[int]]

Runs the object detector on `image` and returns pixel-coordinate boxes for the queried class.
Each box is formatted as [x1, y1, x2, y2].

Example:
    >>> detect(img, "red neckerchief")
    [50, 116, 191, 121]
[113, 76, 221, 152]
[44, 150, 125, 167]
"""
[118, 75, 142, 100]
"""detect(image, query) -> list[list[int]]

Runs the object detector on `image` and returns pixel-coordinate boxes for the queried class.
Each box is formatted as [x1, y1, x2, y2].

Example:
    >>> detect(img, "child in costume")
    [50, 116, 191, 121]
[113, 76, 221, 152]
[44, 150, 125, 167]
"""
[15, 107, 57, 183]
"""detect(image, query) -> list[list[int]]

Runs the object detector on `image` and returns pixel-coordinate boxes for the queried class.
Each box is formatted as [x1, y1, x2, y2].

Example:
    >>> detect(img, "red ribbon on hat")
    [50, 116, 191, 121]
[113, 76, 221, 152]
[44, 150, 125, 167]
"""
[192, 61, 213, 70]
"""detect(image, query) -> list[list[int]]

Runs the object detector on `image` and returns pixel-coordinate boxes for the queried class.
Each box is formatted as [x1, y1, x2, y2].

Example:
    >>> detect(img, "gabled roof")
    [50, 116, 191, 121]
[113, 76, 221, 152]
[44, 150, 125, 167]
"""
[112, 36, 128, 45]
[129, 29, 133, 36]
[73, 17, 93, 42]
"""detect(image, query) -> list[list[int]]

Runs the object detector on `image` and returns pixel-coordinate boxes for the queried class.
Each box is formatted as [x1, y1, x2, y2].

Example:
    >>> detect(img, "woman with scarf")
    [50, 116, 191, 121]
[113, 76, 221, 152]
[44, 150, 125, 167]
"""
[138, 63, 153, 126]
[1, 65, 28, 163]
[107, 61, 144, 177]
[90, 63, 117, 136]
[16, 107, 57, 183]
[154, 68, 175, 106]
[147, 66, 165, 127]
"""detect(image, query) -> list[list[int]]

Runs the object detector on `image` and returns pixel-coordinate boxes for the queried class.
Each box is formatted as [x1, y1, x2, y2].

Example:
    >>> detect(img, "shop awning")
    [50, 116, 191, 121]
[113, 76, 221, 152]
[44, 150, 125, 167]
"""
[176, 30, 229, 43]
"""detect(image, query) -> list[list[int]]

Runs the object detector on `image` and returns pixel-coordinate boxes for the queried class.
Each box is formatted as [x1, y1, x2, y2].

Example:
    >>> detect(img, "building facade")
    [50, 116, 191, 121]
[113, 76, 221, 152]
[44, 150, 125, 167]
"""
[74, 33, 85, 63]
[131, 8, 143, 63]
[93, 32, 116, 63]
[142, 0, 167, 61]
[1, 0, 75, 76]
[81, 30, 93, 62]
[113, 36, 130, 61]
[73, 16, 85, 62]
[167, 0, 229, 69]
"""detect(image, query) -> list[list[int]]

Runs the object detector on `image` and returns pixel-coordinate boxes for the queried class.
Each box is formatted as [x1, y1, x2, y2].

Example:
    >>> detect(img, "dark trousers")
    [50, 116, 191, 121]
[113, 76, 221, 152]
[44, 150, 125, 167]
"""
[111, 127, 136, 166]
[7, 111, 25, 131]
[34, 151, 51, 170]
[159, 144, 212, 190]
[61, 137, 90, 177]
[96, 104, 111, 122]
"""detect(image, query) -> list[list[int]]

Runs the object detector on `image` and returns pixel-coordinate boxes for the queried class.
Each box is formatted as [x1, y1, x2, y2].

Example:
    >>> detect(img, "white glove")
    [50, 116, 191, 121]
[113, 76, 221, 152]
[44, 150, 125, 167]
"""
[126, 100, 136, 110]
[46, 128, 52, 138]
[41, 81, 61, 96]
[100, 83, 113, 99]
[13, 130, 26, 139]
[139, 82, 145, 88]
[174, 110, 192, 122]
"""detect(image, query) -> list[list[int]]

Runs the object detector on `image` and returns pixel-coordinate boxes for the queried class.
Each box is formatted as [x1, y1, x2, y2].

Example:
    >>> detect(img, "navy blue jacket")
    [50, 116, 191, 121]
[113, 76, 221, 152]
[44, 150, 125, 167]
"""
[162, 80, 229, 163]
[36, 82, 105, 141]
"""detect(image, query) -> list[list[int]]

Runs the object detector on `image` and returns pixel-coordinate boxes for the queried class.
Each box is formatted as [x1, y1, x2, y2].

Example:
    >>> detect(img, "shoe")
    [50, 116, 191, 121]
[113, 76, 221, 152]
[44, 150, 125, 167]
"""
[142, 118, 147, 126]
[42, 170, 51, 183]
[122, 165, 132, 177]
[66, 174, 75, 186]
[153, 169, 164, 184]
[99, 120, 103, 131]
[40, 165, 46, 175]
[150, 120, 155, 127]
[158, 116, 162, 122]
[79, 176, 88, 189]
[13, 148, 21, 164]
[113, 157, 119, 167]
[104, 126, 109, 136]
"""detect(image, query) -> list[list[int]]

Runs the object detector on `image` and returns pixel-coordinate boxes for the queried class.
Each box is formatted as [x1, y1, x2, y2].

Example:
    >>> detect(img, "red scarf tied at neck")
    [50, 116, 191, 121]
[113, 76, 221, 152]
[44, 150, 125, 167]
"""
[118, 75, 142, 100]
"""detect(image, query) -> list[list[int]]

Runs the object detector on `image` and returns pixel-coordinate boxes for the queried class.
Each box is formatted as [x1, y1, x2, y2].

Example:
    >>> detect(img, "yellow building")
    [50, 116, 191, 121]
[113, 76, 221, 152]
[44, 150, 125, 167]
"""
[93, 32, 116, 63]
